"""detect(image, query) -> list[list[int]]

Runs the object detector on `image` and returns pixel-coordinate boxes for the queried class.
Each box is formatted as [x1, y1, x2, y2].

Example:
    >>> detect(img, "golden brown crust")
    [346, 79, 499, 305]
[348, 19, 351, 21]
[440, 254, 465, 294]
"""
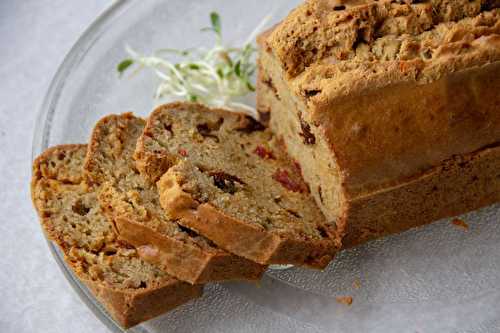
[32, 144, 87, 186]
[85, 113, 266, 284]
[314, 60, 500, 196]
[159, 170, 339, 268]
[81, 275, 202, 328]
[259, 48, 500, 200]
[262, 8, 500, 195]
[108, 214, 266, 283]
[259, 58, 500, 246]
[268, 0, 498, 78]
[341, 143, 500, 247]
[31, 145, 202, 329]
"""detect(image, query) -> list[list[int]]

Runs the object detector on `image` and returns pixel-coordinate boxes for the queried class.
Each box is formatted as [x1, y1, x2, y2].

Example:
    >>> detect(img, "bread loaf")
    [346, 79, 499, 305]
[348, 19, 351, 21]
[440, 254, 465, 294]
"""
[257, 0, 500, 246]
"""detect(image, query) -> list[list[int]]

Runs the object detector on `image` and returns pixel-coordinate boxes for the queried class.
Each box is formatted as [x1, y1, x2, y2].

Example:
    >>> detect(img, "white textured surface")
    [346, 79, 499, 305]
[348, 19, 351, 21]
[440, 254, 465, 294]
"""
[0, 1, 109, 333]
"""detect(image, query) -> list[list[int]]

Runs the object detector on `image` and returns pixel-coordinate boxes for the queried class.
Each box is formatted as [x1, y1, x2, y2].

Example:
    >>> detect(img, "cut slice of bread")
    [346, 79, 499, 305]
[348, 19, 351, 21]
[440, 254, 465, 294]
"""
[135, 102, 341, 268]
[31, 145, 202, 328]
[84, 113, 266, 284]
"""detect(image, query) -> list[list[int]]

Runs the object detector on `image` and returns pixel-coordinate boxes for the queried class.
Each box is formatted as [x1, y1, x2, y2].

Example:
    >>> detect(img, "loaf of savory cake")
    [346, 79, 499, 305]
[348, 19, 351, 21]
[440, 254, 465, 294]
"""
[257, 0, 500, 246]
[135, 102, 341, 268]
[31, 145, 202, 328]
[84, 113, 266, 284]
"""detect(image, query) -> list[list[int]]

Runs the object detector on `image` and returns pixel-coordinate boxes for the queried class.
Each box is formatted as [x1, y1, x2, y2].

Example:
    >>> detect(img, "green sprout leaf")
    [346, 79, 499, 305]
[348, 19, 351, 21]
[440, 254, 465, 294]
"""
[234, 61, 241, 77]
[246, 81, 256, 92]
[210, 12, 221, 36]
[117, 59, 134, 74]
[201, 12, 222, 38]
[216, 68, 224, 79]
[156, 48, 192, 56]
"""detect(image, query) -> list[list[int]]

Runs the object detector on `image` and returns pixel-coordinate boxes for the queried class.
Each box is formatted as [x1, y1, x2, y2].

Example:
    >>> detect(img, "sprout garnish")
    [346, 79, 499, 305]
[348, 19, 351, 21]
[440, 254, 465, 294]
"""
[118, 12, 268, 115]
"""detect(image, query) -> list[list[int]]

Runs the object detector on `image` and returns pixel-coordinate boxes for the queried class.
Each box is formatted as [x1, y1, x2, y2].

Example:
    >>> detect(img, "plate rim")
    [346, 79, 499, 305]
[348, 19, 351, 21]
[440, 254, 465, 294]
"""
[32, 1, 142, 332]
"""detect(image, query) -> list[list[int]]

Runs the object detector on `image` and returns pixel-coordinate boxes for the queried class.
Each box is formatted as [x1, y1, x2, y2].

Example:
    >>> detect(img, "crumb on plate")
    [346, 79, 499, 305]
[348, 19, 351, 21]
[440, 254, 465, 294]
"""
[451, 218, 469, 231]
[336, 296, 353, 306]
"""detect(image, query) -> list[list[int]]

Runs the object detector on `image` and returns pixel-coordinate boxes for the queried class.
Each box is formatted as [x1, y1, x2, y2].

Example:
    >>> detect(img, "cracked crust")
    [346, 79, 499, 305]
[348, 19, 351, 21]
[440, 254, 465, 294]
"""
[136, 103, 341, 268]
[268, 0, 499, 78]
[84, 113, 266, 284]
[31, 145, 202, 328]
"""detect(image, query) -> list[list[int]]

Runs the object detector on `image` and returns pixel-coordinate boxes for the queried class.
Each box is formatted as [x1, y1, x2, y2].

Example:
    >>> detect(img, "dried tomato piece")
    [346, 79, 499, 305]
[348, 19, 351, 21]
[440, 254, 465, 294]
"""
[254, 145, 275, 159]
[451, 218, 469, 231]
[178, 149, 188, 157]
[336, 296, 353, 306]
[293, 160, 302, 174]
[273, 169, 308, 193]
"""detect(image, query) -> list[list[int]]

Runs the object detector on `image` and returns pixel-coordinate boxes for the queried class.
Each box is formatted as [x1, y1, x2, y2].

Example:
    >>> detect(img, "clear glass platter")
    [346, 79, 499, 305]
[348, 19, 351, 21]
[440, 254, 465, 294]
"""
[32, 1, 500, 332]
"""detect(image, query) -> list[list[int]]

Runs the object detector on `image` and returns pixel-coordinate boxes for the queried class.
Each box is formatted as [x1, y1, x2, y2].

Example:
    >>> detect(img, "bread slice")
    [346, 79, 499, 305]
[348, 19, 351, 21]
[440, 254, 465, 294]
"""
[135, 102, 341, 268]
[84, 113, 265, 284]
[257, 1, 500, 246]
[31, 145, 202, 328]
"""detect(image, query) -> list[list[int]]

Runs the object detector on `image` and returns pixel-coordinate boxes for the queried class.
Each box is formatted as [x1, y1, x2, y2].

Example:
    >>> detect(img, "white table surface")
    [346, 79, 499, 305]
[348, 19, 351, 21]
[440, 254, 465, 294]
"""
[0, 1, 111, 332]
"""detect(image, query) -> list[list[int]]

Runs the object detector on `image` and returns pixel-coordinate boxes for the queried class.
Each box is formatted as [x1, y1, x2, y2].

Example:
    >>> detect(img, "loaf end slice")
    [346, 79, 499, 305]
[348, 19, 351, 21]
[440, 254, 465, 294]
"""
[31, 145, 202, 328]
[84, 113, 266, 284]
[136, 102, 341, 268]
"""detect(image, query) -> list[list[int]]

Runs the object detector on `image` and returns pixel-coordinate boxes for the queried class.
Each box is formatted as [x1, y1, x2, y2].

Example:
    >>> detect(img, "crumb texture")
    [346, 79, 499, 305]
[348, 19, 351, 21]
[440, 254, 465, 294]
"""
[31, 145, 201, 328]
[84, 113, 265, 283]
[137, 102, 340, 267]
[84, 113, 215, 250]
[139, 103, 336, 242]
[32, 145, 173, 289]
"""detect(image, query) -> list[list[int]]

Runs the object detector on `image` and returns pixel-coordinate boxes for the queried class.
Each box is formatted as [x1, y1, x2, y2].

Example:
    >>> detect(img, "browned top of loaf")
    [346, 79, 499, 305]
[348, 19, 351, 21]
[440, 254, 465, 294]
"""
[84, 113, 222, 253]
[268, 0, 499, 75]
[261, 0, 500, 195]
[31, 145, 177, 291]
[265, 0, 500, 102]
[136, 102, 338, 242]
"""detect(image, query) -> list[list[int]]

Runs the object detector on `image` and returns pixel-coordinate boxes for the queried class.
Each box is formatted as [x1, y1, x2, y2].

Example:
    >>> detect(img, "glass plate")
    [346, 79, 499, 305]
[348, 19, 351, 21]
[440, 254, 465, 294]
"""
[32, 1, 500, 332]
